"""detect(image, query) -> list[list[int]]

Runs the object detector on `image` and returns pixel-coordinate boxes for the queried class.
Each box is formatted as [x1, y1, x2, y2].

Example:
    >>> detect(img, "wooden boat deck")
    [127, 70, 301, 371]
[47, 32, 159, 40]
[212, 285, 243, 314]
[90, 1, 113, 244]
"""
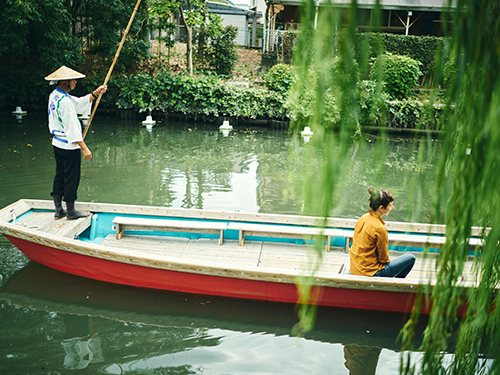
[7, 207, 478, 287]
[10, 210, 92, 239]
[98, 233, 476, 285]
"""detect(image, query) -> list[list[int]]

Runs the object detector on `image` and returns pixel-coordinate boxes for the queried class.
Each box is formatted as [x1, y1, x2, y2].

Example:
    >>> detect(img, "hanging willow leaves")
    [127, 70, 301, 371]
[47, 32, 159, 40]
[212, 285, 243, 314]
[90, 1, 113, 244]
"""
[289, 0, 500, 373]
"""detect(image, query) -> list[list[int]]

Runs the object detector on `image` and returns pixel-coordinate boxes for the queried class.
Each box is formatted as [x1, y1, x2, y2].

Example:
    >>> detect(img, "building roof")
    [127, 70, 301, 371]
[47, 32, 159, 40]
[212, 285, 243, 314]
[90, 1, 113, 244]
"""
[207, 1, 259, 16]
[265, 0, 456, 11]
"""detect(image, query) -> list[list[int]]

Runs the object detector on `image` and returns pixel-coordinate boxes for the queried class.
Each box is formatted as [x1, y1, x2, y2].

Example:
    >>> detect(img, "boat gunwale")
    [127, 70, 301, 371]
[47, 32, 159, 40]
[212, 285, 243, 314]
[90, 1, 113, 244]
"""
[10, 199, 489, 236]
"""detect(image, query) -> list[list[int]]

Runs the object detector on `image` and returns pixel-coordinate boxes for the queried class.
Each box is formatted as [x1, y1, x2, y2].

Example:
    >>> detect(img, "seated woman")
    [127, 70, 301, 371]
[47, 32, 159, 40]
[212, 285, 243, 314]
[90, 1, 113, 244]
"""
[350, 187, 416, 278]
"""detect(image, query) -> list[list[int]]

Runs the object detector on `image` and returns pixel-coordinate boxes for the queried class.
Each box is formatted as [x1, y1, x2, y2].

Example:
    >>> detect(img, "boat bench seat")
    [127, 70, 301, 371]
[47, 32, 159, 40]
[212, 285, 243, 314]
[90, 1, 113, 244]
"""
[387, 232, 483, 250]
[112, 216, 228, 245]
[227, 222, 348, 251]
[330, 231, 482, 253]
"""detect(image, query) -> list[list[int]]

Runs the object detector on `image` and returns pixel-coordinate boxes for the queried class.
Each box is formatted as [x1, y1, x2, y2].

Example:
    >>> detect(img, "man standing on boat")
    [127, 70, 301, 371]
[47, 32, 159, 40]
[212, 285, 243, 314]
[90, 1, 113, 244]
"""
[45, 66, 107, 220]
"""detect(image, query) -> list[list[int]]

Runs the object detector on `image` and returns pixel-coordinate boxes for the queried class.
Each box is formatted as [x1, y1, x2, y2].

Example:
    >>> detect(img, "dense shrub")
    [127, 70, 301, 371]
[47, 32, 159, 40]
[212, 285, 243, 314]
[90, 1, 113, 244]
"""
[370, 54, 423, 99]
[357, 80, 388, 126]
[208, 25, 239, 75]
[261, 53, 278, 71]
[114, 68, 443, 129]
[265, 64, 295, 92]
[381, 34, 443, 79]
[332, 56, 360, 87]
[442, 48, 458, 89]
[285, 68, 340, 129]
[386, 100, 442, 130]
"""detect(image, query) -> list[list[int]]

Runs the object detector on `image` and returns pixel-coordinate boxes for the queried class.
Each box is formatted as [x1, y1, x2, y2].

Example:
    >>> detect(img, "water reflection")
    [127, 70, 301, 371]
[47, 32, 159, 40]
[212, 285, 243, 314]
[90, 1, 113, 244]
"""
[0, 112, 441, 222]
[343, 344, 382, 375]
[61, 316, 104, 370]
[0, 263, 427, 374]
[0, 112, 446, 373]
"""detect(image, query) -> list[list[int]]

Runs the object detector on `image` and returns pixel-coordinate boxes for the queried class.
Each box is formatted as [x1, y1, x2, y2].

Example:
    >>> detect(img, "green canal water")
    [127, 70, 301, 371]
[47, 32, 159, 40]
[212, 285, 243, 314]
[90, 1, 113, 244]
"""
[0, 111, 448, 374]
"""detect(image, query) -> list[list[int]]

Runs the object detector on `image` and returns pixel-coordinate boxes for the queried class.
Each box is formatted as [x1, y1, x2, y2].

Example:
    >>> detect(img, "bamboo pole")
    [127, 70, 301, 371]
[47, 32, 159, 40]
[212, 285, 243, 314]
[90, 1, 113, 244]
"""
[83, 0, 142, 140]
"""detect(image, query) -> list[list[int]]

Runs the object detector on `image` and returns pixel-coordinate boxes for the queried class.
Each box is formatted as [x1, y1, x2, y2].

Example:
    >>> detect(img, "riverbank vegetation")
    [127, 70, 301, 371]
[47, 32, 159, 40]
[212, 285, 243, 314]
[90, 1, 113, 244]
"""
[1, 0, 451, 132]
[86, 32, 450, 131]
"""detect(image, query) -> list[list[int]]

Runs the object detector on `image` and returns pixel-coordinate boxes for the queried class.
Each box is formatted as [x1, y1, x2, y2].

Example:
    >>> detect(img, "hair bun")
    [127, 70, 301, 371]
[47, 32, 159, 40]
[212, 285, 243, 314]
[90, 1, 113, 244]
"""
[367, 186, 374, 195]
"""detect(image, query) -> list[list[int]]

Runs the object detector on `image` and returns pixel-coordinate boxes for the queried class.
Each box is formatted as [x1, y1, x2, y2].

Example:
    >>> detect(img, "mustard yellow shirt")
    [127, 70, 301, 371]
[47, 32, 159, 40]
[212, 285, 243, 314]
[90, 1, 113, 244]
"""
[349, 211, 391, 276]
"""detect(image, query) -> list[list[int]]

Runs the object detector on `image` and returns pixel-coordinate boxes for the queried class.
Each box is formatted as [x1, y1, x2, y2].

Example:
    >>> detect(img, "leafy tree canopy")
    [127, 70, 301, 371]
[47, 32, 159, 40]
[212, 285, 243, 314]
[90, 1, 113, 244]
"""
[0, 0, 149, 105]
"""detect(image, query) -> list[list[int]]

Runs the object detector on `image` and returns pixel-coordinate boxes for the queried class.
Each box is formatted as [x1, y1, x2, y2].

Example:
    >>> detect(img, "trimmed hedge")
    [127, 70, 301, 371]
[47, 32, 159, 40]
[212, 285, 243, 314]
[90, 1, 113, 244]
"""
[353, 32, 445, 79]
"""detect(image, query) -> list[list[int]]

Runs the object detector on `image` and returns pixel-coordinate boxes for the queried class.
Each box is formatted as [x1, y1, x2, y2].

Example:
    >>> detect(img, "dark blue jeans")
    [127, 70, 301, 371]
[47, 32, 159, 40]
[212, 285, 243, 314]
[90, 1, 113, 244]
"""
[374, 253, 416, 278]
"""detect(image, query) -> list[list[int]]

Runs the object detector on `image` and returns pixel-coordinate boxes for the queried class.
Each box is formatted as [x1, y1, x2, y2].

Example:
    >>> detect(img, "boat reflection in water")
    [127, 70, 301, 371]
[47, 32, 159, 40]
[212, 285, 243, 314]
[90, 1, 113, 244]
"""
[1, 262, 429, 374]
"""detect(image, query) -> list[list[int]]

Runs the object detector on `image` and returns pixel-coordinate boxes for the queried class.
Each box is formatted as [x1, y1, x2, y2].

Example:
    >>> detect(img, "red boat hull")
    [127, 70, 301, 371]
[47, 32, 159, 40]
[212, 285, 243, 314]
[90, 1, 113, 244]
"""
[5, 235, 428, 314]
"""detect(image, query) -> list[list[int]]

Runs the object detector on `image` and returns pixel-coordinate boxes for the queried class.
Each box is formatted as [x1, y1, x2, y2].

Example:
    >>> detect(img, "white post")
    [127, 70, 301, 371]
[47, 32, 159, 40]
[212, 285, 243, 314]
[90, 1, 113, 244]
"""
[263, 4, 269, 52]
[314, 0, 319, 30]
[405, 11, 412, 36]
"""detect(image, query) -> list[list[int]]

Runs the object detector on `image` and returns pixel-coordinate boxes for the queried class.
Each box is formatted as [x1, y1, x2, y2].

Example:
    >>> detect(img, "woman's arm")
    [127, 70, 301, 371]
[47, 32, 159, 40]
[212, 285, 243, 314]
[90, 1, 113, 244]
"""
[377, 229, 391, 263]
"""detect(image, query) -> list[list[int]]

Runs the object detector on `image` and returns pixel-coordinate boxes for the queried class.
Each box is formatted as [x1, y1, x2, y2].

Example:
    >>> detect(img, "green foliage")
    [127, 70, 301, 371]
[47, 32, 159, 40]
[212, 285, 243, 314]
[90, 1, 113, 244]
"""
[370, 54, 423, 100]
[208, 25, 239, 75]
[80, 0, 150, 73]
[332, 56, 360, 87]
[380, 34, 443, 79]
[357, 80, 388, 126]
[148, 0, 179, 63]
[116, 71, 286, 119]
[286, 67, 340, 130]
[401, 2, 500, 374]
[282, 29, 299, 64]
[265, 64, 296, 92]
[262, 53, 278, 69]
[0, 0, 82, 67]
[290, 1, 500, 375]
[386, 100, 442, 130]
[0, 0, 149, 105]
[0, 0, 81, 104]
[193, 13, 224, 68]
[353, 32, 445, 80]
[442, 48, 458, 89]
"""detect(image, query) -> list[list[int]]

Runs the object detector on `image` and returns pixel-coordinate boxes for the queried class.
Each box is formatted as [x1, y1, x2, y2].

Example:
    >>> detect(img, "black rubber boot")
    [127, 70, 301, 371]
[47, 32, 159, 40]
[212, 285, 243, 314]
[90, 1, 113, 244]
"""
[53, 194, 67, 220]
[66, 201, 90, 220]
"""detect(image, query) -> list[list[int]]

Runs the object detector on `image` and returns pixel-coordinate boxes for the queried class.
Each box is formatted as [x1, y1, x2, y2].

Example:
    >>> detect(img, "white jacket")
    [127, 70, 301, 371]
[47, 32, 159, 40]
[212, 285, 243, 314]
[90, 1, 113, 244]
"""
[48, 88, 91, 150]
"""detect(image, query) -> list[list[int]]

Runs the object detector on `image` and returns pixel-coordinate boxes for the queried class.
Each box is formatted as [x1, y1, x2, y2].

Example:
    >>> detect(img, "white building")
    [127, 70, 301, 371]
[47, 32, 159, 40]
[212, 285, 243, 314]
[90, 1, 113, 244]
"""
[207, 1, 261, 47]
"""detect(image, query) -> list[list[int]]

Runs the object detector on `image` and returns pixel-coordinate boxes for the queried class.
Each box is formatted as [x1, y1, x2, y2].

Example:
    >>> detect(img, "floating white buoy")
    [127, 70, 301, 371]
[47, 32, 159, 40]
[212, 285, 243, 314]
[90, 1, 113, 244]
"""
[142, 115, 156, 132]
[12, 106, 27, 116]
[219, 120, 233, 130]
[301, 126, 313, 136]
[12, 106, 27, 122]
[79, 114, 90, 126]
[301, 126, 313, 143]
[219, 120, 232, 137]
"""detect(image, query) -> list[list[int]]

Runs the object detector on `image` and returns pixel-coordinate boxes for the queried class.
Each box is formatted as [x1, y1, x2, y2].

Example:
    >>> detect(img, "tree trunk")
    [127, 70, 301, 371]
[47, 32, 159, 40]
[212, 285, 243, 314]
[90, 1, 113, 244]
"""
[179, 4, 193, 76]
[186, 26, 193, 75]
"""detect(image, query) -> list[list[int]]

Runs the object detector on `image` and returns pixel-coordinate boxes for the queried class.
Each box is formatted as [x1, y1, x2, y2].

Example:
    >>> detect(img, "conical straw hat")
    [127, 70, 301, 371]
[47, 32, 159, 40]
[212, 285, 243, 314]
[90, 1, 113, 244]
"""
[45, 66, 85, 83]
